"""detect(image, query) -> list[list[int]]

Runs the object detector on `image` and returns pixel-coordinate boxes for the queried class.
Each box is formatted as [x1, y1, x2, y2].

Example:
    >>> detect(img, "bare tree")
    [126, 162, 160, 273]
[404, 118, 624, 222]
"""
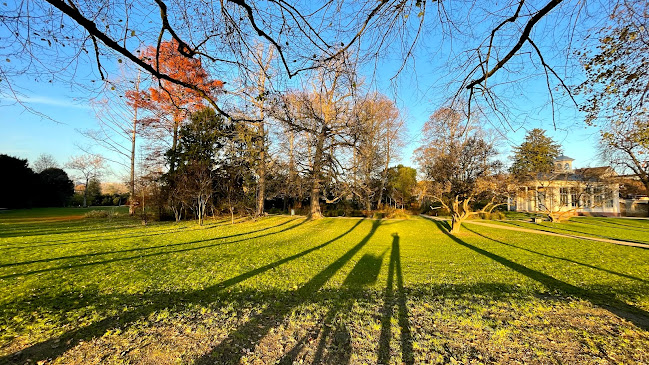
[178, 162, 213, 226]
[416, 106, 504, 233]
[1, 0, 606, 127]
[32, 153, 59, 173]
[233, 44, 276, 217]
[66, 154, 105, 207]
[81, 71, 146, 215]
[274, 58, 358, 219]
[350, 93, 404, 211]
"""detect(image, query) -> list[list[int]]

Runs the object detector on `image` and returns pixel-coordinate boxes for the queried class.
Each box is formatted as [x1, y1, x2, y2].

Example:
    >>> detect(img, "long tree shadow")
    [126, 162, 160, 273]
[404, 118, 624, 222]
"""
[497, 220, 649, 246]
[574, 217, 649, 232]
[193, 219, 383, 365]
[1, 219, 365, 364]
[422, 216, 649, 330]
[0, 218, 299, 268]
[378, 233, 414, 365]
[1, 218, 307, 279]
[0, 218, 237, 249]
[462, 226, 649, 284]
[0, 220, 142, 239]
[306, 251, 386, 365]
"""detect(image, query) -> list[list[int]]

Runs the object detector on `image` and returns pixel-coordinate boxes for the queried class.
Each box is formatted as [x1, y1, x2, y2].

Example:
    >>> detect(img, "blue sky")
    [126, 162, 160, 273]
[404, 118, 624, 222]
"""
[0, 77, 602, 182]
[0, 1, 607, 182]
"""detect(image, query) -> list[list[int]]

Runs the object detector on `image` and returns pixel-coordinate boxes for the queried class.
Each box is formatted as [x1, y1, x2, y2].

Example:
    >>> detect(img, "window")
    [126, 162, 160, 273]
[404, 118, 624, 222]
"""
[564, 163, 570, 170]
[605, 190, 614, 208]
[594, 187, 603, 206]
[570, 188, 579, 207]
[585, 187, 592, 208]
[560, 188, 569, 206]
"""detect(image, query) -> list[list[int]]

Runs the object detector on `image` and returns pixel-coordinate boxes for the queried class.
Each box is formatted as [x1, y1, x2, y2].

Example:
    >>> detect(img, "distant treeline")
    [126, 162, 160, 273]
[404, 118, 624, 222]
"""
[0, 154, 126, 209]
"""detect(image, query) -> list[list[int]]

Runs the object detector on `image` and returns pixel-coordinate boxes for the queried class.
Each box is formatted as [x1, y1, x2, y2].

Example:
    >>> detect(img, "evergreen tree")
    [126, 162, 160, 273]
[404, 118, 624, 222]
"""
[510, 129, 562, 177]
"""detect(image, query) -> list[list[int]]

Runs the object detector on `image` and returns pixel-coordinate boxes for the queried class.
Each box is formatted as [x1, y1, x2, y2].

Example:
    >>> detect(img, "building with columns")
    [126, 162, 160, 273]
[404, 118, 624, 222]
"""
[511, 156, 620, 217]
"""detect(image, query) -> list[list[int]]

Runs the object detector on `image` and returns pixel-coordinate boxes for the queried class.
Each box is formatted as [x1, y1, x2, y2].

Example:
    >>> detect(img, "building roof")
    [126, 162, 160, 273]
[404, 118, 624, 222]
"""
[574, 166, 616, 177]
[554, 155, 575, 162]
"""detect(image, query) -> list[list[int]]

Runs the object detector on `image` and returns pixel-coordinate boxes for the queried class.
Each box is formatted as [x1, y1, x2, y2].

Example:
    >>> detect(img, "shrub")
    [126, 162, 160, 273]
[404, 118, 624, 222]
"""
[478, 211, 505, 220]
[84, 209, 121, 219]
[84, 210, 109, 218]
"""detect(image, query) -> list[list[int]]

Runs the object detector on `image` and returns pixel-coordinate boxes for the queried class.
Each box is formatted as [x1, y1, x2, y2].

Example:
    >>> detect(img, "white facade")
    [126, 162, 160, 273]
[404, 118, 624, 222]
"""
[511, 157, 620, 216]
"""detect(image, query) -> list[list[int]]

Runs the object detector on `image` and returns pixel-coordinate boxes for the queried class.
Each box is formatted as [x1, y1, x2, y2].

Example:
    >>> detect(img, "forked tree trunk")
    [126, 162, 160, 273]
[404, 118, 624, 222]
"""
[449, 198, 471, 234]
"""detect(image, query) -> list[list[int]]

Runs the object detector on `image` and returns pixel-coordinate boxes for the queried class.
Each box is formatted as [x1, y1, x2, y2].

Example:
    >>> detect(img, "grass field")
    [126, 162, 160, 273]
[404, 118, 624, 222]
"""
[1, 209, 649, 364]
[484, 216, 649, 245]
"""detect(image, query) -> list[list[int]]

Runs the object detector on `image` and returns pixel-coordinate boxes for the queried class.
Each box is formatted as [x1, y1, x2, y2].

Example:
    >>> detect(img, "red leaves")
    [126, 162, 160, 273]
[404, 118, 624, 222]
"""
[127, 40, 224, 127]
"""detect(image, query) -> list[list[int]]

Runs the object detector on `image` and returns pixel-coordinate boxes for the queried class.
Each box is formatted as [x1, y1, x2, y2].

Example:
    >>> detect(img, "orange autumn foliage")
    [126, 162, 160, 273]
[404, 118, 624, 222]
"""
[126, 40, 224, 129]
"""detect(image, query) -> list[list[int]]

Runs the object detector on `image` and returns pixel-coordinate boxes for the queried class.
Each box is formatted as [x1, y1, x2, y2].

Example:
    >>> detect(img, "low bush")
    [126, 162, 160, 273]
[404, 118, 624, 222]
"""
[84, 209, 121, 219]
[478, 211, 505, 220]
[84, 210, 109, 218]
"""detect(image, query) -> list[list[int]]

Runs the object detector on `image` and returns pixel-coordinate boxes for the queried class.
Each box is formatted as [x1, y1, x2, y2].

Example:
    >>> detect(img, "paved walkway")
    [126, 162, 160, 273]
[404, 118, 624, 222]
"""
[421, 215, 649, 249]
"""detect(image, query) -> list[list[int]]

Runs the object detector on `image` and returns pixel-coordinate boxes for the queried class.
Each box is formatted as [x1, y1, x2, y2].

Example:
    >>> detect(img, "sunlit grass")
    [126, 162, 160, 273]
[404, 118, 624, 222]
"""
[483, 215, 649, 244]
[1, 209, 649, 364]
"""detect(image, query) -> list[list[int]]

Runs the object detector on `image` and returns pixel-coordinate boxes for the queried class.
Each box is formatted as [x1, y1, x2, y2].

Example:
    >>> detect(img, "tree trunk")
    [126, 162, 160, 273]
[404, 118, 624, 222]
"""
[449, 198, 470, 234]
[255, 126, 266, 217]
[308, 128, 327, 219]
[169, 122, 179, 174]
[450, 214, 463, 234]
[83, 177, 89, 207]
[129, 72, 140, 216]
[288, 131, 296, 209]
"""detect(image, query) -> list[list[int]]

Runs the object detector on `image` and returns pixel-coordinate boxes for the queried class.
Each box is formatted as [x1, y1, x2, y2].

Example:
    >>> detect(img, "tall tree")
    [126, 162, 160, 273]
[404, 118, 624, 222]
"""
[236, 44, 275, 217]
[509, 129, 562, 178]
[84, 71, 146, 215]
[136, 40, 224, 173]
[415, 107, 503, 233]
[576, 1, 649, 192]
[275, 59, 357, 219]
[170, 108, 228, 223]
[37, 168, 74, 207]
[0, 155, 37, 209]
[351, 93, 404, 211]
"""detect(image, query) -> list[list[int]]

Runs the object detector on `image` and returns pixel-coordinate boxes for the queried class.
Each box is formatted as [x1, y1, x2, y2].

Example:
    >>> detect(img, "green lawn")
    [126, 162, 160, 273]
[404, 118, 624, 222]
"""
[1, 209, 649, 364]
[484, 216, 649, 245]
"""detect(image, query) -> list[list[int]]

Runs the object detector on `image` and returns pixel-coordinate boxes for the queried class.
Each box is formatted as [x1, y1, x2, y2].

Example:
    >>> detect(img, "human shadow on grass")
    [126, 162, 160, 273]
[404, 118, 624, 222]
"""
[377, 233, 414, 365]
[422, 216, 649, 331]
[497, 220, 649, 246]
[193, 219, 383, 365]
[279, 250, 386, 365]
[0, 219, 365, 365]
[0, 218, 299, 268]
[463, 226, 649, 284]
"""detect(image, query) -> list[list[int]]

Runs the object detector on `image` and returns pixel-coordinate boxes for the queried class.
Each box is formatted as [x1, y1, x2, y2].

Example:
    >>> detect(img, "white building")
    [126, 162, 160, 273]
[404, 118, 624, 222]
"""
[511, 156, 620, 218]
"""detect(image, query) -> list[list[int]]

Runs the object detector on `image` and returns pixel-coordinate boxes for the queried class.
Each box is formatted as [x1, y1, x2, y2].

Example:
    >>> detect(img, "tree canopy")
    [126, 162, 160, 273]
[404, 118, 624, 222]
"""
[576, 1, 649, 192]
[509, 128, 562, 178]
[416, 107, 503, 233]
